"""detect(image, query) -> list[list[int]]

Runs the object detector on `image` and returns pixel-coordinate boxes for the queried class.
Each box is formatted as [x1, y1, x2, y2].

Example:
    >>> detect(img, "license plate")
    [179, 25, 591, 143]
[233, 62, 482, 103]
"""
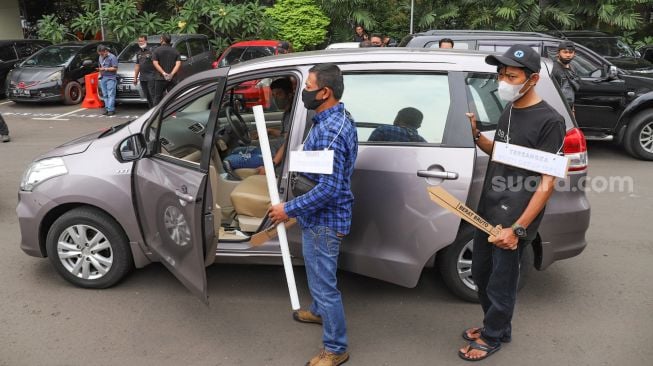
[120, 85, 131, 92]
[17, 89, 30, 96]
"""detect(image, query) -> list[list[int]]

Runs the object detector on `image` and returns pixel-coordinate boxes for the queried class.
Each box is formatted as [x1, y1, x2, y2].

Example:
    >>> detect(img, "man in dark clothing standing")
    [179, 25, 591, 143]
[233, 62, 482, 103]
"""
[268, 64, 358, 366]
[459, 45, 566, 361]
[97, 45, 118, 116]
[0, 113, 10, 142]
[133, 35, 156, 108]
[551, 40, 580, 111]
[368, 107, 426, 142]
[353, 25, 368, 42]
[152, 34, 181, 106]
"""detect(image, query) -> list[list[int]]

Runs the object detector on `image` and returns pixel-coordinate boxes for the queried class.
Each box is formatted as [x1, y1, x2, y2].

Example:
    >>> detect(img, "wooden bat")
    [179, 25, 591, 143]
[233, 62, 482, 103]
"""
[427, 186, 502, 238]
[249, 218, 298, 246]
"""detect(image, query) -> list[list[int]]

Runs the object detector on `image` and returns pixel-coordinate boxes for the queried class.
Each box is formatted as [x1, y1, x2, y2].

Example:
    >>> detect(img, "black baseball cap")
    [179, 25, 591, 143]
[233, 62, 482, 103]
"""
[558, 40, 576, 51]
[485, 44, 541, 73]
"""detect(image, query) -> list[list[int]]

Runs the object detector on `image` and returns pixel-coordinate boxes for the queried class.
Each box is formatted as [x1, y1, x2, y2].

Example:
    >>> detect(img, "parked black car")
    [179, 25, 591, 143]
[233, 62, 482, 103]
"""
[0, 39, 51, 97]
[400, 30, 653, 160]
[547, 30, 653, 76]
[640, 44, 653, 64]
[6, 41, 122, 105]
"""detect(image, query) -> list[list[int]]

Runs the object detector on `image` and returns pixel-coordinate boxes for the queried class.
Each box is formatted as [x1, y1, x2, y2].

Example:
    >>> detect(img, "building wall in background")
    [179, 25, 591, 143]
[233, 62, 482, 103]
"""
[0, 0, 22, 39]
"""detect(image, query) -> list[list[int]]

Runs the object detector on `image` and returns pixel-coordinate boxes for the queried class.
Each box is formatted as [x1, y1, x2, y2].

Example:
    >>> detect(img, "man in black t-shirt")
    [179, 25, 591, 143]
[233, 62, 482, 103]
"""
[551, 40, 580, 111]
[152, 34, 181, 106]
[459, 45, 566, 362]
[133, 35, 156, 108]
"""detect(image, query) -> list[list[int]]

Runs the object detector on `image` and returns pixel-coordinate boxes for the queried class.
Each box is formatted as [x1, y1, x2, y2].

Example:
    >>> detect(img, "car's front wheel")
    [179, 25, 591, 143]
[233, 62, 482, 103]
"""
[63, 81, 83, 105]
[624, 110, 653, 161]
[437, 234, 533, 302]
[46, 207, 133, 288]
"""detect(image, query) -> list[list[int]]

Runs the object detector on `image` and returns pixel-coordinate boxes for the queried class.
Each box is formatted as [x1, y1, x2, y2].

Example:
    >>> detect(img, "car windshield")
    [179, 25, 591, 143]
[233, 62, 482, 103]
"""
[573, 37, 637, 58]
[118, 43, 159, 62]
[22, 46, 80, 67]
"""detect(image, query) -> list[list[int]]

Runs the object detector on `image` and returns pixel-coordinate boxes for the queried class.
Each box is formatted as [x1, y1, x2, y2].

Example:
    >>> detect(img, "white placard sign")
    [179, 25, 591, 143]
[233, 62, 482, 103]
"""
[492, 141, 569, 178]
[289, 149, 334, 175]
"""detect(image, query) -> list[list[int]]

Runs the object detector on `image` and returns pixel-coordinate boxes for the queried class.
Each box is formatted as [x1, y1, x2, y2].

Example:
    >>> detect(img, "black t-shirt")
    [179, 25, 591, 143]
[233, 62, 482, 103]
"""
[152, 44, 181, 81]
[478, 100, 566, 240]
[136, 47, 155, 81]
[551, 60, 580, 105]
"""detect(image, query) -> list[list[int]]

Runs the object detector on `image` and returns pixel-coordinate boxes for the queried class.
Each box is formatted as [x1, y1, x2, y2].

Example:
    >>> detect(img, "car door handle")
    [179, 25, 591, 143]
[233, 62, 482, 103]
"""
[417, 170, 459, 180]
[175, 190, 194, 203]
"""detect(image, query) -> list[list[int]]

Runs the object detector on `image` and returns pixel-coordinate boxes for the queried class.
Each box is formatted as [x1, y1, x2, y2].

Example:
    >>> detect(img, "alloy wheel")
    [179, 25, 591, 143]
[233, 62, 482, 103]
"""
[57, 224, 113, 280]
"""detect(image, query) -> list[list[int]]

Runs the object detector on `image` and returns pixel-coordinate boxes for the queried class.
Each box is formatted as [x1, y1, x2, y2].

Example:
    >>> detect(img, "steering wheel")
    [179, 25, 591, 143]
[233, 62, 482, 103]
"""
[225, 106, 251, 144]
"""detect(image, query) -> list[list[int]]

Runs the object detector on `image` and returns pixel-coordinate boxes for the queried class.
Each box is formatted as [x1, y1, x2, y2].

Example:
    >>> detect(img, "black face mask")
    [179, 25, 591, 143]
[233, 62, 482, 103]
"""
[302, 88, 325, 110]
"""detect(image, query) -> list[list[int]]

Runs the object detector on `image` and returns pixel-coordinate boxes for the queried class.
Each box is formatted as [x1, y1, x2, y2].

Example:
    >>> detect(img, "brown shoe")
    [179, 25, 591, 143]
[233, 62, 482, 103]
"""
[306, 349, 349, 366]
[293, 309, 322, 325]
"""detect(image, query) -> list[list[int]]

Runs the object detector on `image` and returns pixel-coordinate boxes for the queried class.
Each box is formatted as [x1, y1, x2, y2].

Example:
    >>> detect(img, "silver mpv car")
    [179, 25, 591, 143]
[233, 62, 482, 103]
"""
[17, 49, 590, 302]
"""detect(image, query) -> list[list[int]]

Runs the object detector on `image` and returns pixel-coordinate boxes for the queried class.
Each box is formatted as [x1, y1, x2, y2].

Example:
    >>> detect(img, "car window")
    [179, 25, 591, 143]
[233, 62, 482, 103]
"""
[479, 43, 541, 53]
[426, 40, 473, 49]
[241, 46, 275, 61]
[544, 46, 603, 78]
[175, 41, 189, 58]
[23, 46, 79, 67]
[150, 86, 217, 163]
[187, 38, 205, 57]
[219, 47, 246, 67]
[341, 73, 450, 144]
[0, 46, 17, 62]
[464, 72, 506, 131]
[15, 43, 38, 58]
[71, 47, 99, 69]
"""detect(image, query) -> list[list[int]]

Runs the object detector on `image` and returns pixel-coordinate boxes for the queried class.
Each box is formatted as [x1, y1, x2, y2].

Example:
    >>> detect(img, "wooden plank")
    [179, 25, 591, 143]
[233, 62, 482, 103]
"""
[427, 186, 502, 237]
[249, 218, 298, 246]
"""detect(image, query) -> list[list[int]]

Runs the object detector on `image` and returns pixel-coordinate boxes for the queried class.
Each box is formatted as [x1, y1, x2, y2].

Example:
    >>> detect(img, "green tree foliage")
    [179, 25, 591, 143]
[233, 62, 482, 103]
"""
[37, 14, 72, 43]
[266, 0, 330, 51]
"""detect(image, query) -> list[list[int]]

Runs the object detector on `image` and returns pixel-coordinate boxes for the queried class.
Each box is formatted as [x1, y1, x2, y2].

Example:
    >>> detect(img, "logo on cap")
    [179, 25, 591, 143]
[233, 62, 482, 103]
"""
[514, 50, 525, 58]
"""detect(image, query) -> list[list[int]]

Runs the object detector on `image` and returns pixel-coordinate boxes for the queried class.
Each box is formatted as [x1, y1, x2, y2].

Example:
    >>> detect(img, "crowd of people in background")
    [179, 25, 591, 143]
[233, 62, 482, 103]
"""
[354, 25, 397, 47]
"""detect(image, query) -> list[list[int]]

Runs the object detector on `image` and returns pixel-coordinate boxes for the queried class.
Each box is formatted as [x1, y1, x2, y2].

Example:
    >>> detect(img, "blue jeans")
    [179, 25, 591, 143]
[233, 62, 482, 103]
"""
[302, 226, 348, 354]
[224, 146, 264, 169]
[472, 230, 529, 347]
[99, 77, 116, 112]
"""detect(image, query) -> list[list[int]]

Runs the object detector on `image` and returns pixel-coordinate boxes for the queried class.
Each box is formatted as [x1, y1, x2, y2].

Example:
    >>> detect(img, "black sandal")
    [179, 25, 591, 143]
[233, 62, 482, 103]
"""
[462, 327, 511, 343]
[458, 340, 501, 362]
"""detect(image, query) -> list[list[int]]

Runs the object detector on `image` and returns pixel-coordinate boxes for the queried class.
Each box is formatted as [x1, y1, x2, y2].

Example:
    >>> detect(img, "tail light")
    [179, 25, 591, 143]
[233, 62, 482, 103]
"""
[211, 61, 218, 69]
[563, 128, 588, 172]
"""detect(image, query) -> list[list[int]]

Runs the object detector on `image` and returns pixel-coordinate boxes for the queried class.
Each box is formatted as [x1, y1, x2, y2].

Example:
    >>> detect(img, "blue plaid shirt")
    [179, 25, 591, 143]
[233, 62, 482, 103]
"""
[285, 103, 358, 234]
[368, 125, 426, 143]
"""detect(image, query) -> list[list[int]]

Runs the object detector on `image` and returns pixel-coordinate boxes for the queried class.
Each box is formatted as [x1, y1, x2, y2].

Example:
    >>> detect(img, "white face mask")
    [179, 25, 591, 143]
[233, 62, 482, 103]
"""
[497, 77, 534, 102]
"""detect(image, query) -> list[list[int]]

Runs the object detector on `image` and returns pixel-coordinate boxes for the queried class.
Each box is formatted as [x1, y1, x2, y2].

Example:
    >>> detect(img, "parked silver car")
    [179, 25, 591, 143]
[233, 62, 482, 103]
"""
[17, 49, 590, 302]
[115, 34, 215, 104]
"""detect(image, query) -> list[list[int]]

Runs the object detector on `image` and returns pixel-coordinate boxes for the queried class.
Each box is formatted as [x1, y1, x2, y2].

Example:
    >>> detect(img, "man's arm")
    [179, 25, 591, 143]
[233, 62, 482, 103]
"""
[466, 113, 493, 155]
[133, 64, 140, 85]
[152, 60, 165, 76]
[170, 60, 181, 77]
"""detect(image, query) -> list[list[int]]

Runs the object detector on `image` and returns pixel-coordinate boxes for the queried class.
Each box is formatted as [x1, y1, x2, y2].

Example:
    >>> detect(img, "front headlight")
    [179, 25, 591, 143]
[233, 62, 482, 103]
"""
[46, 71, 62, 82]
[20, 157, 68, 191]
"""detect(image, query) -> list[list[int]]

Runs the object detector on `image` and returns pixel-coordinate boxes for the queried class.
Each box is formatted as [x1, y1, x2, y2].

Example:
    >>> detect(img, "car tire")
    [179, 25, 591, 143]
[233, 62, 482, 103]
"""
[63, 81, 83, 105]
[624, 110, 653, 161]
[437, 235, 533, 303]
[46, 207, 133, 288]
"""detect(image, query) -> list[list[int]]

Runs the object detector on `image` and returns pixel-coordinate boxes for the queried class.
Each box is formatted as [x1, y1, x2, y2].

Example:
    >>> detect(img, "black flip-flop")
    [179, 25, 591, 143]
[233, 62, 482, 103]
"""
[462, 327, 511, 343]
[458, 340, 501, 362]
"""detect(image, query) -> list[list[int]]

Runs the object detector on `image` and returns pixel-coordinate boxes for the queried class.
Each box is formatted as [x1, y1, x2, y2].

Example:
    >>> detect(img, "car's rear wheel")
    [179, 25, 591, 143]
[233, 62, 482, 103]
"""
[63, 81, 83, 105]
[437, 234, 532, 303]
[46, 207, 133, 288]
[624, 110, 653, 161]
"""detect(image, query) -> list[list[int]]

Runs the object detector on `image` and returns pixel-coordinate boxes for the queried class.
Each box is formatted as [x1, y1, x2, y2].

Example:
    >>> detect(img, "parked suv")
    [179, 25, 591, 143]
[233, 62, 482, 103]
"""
[6, 41, 122, 104]
[17, 49, 590, 303]
[115, 34, 215, 104]
[546, 30, 653, 76]
[0, 39, 51, 97]
[401, 30, 653, 160]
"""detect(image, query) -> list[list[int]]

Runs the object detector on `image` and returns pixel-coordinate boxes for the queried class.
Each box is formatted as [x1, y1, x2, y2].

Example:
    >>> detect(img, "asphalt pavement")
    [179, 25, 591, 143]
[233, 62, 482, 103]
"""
[0, 100, 651, 366]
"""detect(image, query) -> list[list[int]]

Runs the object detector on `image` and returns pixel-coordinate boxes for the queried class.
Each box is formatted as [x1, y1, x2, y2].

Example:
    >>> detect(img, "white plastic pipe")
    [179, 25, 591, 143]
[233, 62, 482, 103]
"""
[252, 105, 300, 310]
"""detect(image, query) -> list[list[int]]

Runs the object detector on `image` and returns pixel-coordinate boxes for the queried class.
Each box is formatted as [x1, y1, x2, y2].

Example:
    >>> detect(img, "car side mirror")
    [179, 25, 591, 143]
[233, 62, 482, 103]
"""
[82, 59, 93, 68]
[180, 55, 188, 61]
[115, 134, 146, 162]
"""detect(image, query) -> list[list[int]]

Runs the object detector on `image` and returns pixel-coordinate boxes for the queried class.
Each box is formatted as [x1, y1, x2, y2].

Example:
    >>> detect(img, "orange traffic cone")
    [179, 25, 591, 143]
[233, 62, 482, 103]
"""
[82, 72, 104, 109]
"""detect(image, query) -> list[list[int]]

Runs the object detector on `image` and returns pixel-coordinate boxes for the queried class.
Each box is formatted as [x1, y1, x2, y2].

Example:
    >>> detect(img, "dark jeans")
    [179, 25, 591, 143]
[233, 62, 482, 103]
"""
[140, 79, 155, 108]
[472, 230, 529, 347]
[153, 79, 176, 106]
[0, 114, 8, 135]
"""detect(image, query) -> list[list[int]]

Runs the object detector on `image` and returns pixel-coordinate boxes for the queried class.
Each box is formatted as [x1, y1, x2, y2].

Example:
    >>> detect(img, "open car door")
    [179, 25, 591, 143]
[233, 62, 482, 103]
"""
[133, 69, 228, 303]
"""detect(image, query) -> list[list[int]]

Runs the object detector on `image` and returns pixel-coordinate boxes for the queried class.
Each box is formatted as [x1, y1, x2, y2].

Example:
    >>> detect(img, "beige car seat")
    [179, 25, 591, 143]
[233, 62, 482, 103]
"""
[229, 174, 271, 232]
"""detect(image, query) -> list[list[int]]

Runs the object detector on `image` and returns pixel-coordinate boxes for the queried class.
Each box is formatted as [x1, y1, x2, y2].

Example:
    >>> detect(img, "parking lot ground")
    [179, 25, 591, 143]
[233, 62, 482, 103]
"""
[0, 112, 651, 366]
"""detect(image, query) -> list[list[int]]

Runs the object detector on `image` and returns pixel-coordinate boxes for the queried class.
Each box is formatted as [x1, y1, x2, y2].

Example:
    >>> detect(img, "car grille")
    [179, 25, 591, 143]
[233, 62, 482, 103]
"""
[120, 76, 135, 84]
[117, 89, 141, 98]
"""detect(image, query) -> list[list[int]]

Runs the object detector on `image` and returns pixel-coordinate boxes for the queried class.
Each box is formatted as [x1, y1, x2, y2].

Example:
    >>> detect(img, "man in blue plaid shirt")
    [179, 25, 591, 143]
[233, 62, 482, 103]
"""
[268, 63, 357, 366]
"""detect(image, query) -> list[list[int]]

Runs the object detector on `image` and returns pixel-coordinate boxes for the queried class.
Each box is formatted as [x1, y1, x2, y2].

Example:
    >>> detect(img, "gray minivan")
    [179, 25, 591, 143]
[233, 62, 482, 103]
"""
[17, 49, 590, 302]
[115, 34, 215, 104]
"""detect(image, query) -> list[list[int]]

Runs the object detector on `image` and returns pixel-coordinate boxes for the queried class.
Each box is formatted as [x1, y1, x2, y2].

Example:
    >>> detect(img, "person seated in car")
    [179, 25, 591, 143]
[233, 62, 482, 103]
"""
[368, 107, 427, 143]
[223, 77, 294, 173]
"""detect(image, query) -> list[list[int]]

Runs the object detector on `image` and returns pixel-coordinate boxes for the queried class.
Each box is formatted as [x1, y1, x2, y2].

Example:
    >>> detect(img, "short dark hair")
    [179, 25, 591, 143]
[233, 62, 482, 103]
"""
[359, 40, 373, 48]
[271, 77, 293, 94]
[370, 33, 383, 41]
[138, 34, 148, 40]
[97, 45, 108, 52]
[161, 34, 171, 44]
[309, 63, 344, 99]
[278, 41, 291, 51]
[394, 107, 424, 128]
[497, 66, 534, 79]
[439, 38, 454, 47]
